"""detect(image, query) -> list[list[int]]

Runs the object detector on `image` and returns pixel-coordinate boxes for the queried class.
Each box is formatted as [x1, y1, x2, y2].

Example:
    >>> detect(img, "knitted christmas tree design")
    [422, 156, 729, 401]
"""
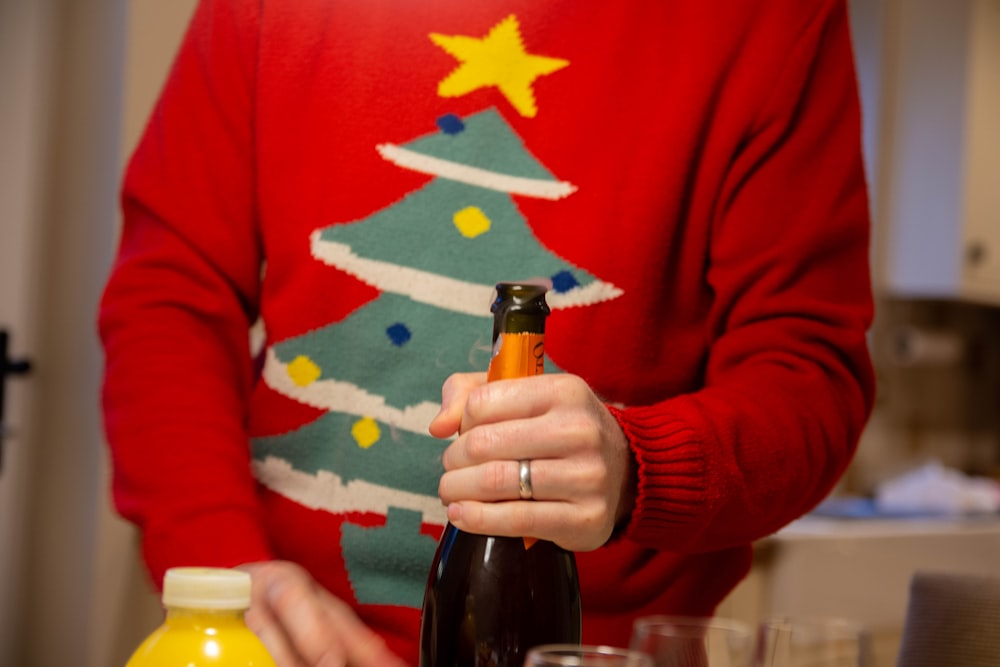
[253, 108, 621, 608]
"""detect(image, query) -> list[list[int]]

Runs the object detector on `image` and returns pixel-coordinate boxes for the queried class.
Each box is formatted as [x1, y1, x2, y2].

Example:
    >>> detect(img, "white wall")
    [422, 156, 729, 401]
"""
[0, 0, 56, 659]
[14, 1, 130, 664]
[0, 1, 196, 665]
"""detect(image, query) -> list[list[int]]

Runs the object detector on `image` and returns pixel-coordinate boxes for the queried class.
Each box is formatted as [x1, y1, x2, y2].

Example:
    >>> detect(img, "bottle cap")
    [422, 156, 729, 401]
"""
[492, 282, 550, 316]
[162, 567, 252, 610]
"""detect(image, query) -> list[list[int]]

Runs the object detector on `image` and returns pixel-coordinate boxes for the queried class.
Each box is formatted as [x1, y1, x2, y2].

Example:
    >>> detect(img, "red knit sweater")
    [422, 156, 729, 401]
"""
[99, 0, 875, 660]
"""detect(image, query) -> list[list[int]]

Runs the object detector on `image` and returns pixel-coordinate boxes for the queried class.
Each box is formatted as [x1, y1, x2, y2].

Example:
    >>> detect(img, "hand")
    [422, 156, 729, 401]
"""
[238, 560, 408, 667]
[429, 372, 634, 552]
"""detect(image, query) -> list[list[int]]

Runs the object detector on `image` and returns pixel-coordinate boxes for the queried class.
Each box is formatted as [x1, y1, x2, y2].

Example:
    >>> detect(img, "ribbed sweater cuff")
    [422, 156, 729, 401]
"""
[608, 403, 707, 546]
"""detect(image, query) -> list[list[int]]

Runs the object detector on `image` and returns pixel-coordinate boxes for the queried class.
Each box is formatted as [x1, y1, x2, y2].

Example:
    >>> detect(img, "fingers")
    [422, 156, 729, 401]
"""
[440, 375, 592, 471]
[265, 572, 346, 666]
[308, 586, 406, 667]
[439, 455, 606, 505]
[244, 591, 309, 667]
[447, 497, 613, 552]
[240, 561, 407, 667]
[440, 454, 617, 552]
[441, 412, 573, 472]
[241, 562, 321, 667]
[462, 375, 562, 427]
[431, 372, 568, 441]
[431, 372, 634, 552]
[244, 562, 345, 666]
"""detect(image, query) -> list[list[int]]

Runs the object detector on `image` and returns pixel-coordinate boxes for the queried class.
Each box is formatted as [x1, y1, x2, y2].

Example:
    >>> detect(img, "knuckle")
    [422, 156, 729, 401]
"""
[441, 372, 461, 393]
[575, 460, 606, 491]
[570, 503, 608, 546]
[437, 475, 452, 503]
[315, 651, 342, 667]
[564, 416, 594, 445]
[510, 504, 537, 534]
[461, 503, 485, 531]
[243, 606, 264, 632]
[464, 385, 491, 422]
[581, 503, 605, 530]
[481, 460, 509, 492]
[555, 373, 587, 399]
[269, 583, 302, 615]
[464, 427, 497, 461]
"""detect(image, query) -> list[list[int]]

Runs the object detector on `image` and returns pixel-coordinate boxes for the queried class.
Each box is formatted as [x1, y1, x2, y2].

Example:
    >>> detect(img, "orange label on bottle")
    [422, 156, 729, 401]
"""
[487, 333, 545, 381]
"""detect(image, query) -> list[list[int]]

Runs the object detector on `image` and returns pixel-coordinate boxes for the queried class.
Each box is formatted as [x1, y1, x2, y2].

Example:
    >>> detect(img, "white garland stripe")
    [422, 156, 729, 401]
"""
[311, 234, 622, 314]
[312, 233, 491, 316]
[253, 456, 448, 527]
[262, 347, 443, 434]
[377, 143, 577, 200]
[547, 282, 624, 308]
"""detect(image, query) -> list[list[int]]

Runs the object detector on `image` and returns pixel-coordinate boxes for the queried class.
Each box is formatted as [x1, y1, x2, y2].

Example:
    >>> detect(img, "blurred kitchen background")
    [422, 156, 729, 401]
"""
[0, 1, 997, 665]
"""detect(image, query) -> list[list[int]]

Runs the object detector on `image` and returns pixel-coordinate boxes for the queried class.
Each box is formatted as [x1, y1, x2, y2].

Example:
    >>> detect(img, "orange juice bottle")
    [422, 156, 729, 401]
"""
[125, 567, 276, 666]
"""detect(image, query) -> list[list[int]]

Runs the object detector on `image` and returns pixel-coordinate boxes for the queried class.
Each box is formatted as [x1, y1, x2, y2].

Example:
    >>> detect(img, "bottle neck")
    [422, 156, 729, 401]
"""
[488, 283, 549, 382]
[164, 606, 247, 628]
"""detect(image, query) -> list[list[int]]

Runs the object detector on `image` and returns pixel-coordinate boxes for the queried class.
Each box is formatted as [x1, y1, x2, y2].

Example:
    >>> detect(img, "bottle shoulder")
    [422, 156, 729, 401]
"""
[125, 614, 277, 667]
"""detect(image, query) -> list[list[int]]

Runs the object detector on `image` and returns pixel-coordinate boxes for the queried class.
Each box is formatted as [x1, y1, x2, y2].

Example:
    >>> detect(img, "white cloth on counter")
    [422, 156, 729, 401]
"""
[876, 461, 1000, 517]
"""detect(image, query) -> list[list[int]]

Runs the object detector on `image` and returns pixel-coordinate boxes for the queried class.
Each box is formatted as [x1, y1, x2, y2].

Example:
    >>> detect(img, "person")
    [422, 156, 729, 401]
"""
[98, 0, 876, 665]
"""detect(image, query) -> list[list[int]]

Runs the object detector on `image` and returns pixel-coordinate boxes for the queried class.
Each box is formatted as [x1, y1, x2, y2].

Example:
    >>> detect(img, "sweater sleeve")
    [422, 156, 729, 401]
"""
[616, 0, 876, 553]
[98, 0, 273, 588]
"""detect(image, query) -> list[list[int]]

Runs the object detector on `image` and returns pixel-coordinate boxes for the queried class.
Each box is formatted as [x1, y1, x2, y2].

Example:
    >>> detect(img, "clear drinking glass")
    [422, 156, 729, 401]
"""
[755, 616, 874, 667]
[524, 644, 655, 667]
[629, 616, 754, 667]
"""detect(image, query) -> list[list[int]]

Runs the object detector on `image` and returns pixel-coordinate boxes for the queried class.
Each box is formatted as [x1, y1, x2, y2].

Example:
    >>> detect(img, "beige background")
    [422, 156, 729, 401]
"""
[0, 1, 997, 665]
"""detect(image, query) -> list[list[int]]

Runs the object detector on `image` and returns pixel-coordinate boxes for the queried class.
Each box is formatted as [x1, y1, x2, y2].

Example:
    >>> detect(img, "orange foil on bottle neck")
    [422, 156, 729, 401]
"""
[487, 332, 545, 382]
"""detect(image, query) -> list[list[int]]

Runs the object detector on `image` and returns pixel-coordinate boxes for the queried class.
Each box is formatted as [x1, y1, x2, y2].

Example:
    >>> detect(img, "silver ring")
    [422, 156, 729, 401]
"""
[518, 459, 533, 500]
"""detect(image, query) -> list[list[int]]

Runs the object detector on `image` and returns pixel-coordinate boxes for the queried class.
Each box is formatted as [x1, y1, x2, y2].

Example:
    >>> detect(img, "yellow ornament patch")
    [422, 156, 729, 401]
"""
[453, 206, 491, 238]
[351, 417, 381, 449]
[287, 355, 321, 387]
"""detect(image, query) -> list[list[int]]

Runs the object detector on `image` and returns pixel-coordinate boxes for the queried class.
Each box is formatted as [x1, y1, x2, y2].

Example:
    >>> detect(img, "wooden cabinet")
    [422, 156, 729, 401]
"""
[960, 0, 1000, 303]
[869, 0, 1000, 305]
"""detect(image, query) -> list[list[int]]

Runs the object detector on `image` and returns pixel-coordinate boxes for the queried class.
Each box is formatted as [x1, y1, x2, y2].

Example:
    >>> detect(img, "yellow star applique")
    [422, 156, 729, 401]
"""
[430, 15, 569, 118]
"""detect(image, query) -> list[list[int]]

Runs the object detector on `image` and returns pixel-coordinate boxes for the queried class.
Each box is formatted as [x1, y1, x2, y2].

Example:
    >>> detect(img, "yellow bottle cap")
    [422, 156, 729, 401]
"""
[162, 567, 252, 610]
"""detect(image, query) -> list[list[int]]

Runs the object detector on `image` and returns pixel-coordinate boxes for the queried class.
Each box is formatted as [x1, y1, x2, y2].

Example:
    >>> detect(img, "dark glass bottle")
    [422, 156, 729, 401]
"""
[419, 283, 582, 667]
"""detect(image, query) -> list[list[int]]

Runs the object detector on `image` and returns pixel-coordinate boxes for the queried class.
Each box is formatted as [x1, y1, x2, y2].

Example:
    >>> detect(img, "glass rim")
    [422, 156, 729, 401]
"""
[631, 614, 754, 636]
[525, 643, 653, 664]
[759, 615, 871, 636]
